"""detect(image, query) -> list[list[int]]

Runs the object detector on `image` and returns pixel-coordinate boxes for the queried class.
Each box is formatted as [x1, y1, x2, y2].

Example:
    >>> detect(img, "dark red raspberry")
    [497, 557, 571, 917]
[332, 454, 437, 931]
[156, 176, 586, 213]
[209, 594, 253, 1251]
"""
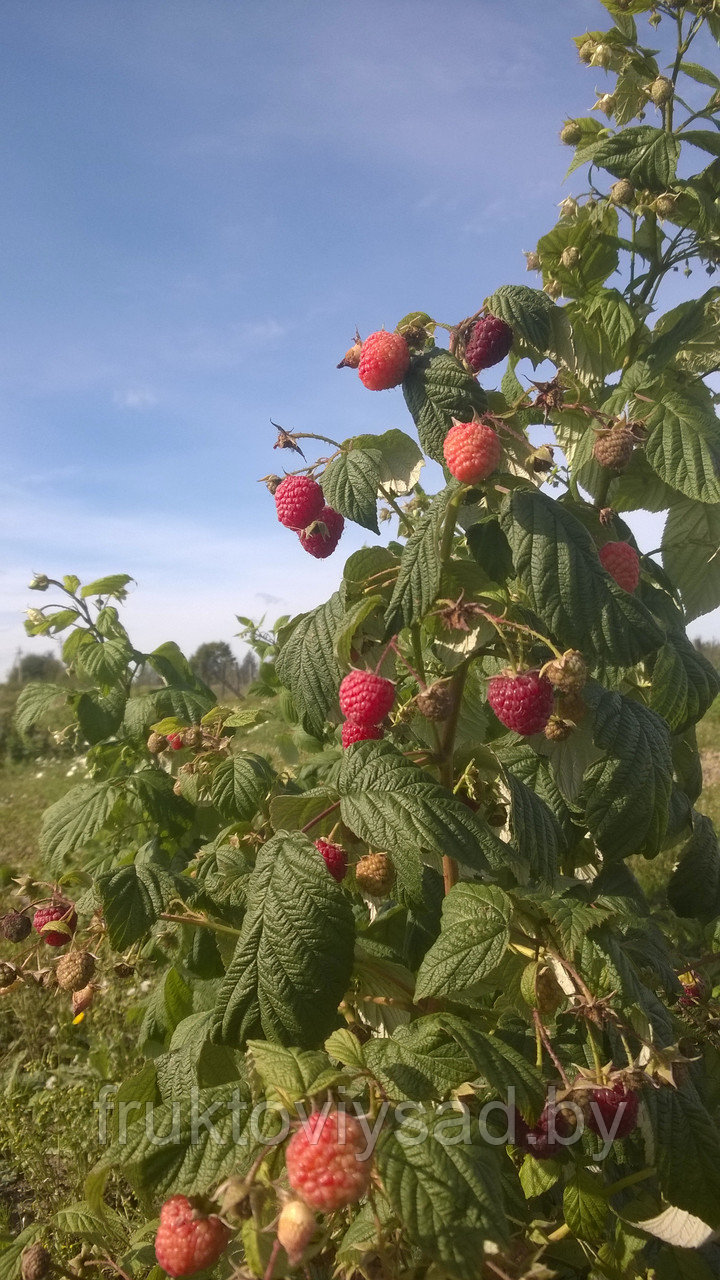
[298, 506, 344, 559]
[599, 541, 640, 593]
[464, 315, 513, 372]
[487, 670, 554, 736]
[285, 1110, 372, 1211]
[339, 670, 395, 725]
[358, 331, 410, 390]
[154, 1195, 230, 1278]
[33, 902, 77, 948]
[314, 839, 348, 882]
[515, 1101, 576, 1160]
[443, 420, 502, 483]
[341, 721, 384, 748]
[587, 1083, 639, 1139]
[167, 732, 184, 751]
[275, 475, 325, 530]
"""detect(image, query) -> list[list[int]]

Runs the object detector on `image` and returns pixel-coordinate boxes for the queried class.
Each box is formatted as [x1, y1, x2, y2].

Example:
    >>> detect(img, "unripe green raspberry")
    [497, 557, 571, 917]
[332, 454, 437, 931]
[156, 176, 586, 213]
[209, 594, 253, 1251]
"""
[542, 649, 588, 694]
[524, 251, 541, 272]
[147, 732, 167, 754]
[181, 726, 204, 749]
[355, 853, 395, 898]
[593, 425, 635, 472]
[560, 120, 583, 146]
[0, 962, 17, 989]
[578, 39, 595, 64]
[650, 76, 674, 106]
[56, 950, 96, 992]
[610, 179, 635, 206]
[561, 246, 581, 269]
[544, 279, 562, 300]
[655, 192, 678, 218]
[544, 715, 574, 742]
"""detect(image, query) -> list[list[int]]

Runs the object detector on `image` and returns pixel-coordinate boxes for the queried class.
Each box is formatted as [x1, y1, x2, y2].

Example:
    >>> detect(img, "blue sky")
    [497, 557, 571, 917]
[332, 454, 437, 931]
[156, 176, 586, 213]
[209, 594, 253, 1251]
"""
[2, 0, 718, 675]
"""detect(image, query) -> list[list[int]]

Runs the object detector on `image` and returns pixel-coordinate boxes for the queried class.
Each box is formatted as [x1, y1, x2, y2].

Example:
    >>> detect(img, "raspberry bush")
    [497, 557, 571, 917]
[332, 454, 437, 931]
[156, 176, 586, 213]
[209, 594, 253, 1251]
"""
[6, 5, 720, 1278]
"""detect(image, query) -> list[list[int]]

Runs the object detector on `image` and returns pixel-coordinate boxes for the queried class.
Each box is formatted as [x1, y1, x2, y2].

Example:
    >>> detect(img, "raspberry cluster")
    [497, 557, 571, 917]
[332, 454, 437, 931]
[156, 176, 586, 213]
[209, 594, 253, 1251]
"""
[338, 669, 395, 748]
[487, 670, 554, 736]
[273, 476, 344, 559]
[285, 1110, 372, 1211]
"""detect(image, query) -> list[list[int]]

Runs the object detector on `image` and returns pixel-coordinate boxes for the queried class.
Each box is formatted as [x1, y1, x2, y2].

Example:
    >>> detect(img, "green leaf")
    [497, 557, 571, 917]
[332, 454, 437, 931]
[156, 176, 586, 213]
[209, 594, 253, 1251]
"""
[377, 1113, 507, 1276]
[563, 1169, 609, 1243]
[80, 573, 134, 600]
[537, 207, 620, 299]
[662, 497, 720, 622]
[667, 813, 720, 922]
[338, 740, 506, 886]
[504, 772, 562, 885]
[415, 884, 512, 999]
[585, 288, 639, 366]
[643, 393, 720, 504]
[124, 688, 215, 737]
[40, 781, 121, 873]
[269, 788, 339, 835]
[402, 347, 486, 462]
[679, 61, 720, 89]
[650, 636, 720, 733]
[320, 446, 382, 533]
[76, 688, 126, 744]
[75, 636, 133, 686]
[484, 284, 573, 367]
[501, 490, 663, 666]
[210, 753, 276, 821]
[439, 1015, 545, 1119]
[580, 686, 673, 859]
[647, 1082, 720, 1231]
[498, 744, 577, 854]
[97, 861, 175, 949]
[593, 126, 680, 189]
[384, 488, 448, 636]
[212, 831, 354, 1048]
[681, 130, 720, 158]
[647, 294, 716, 369]
[351, 427, 424, 495]
[334, 594, 384, 667]
[275, 592, 345, 736]
[247, 1041, 342, 1105]
[364, 1018, 476, 1101]
[14, 682, 68, 733]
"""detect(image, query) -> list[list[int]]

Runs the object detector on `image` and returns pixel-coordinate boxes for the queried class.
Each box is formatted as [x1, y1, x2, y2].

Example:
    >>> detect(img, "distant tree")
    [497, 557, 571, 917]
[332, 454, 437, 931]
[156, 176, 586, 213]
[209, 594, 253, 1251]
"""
[189, 641, 256, 696]
[7, 649, 64, 684]
[694, 638, 720, 671]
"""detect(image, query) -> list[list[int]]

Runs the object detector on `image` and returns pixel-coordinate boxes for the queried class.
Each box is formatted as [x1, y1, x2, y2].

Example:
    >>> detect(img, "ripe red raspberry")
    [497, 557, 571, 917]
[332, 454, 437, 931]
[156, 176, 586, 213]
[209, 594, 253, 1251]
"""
[339, 670, 395, 725]
[341, 721, 384, 749]
[587, 1083, 639, 1139]
[464, 314, 513, 372]
[598, 541, 640, 593]
[443, 420, 502, 483]
[167, 732, 184, 751]
[358, 331, 410, 391]
[298, 506, 344, 559]
[487, 670, 554, 736]
[154, 1196, 230, 1278]
[275, 475, 325, 530]
[314, 839, 347, 882]
[33, 902, 77, 948]
[285, 1110, 372, 1211]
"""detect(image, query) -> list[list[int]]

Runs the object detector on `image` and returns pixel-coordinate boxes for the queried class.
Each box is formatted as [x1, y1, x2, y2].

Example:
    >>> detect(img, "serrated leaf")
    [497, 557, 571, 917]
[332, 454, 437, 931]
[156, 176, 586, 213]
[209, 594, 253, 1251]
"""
[210, 753, 276, 821]
[593, 126, 680, 189]
[439, 1015, 545, 1119]
[484, 284, 573, 368]
[40, 781, 121, 873]
[320, 447, 382, 533]
[662, 497, 720, 622]
[498, 744, 577, 854]
[14, 681, 68, 733]
[75, 636, 133, 686]
[585, 288, 639, 365]
[364, 1018, 475, 1101]
[351, 427, 424, 496]
[80, 573, 134, 600]
[212, 832, 354, 1048]
[338, 740, 506, 886]
[537, 206, 620, 300]
[276, 592, 345, 736]
[646, 1082, 720, 1230]
[247, 1041, 342, 1105]
[377, 1114, 507, 1275]
[681, 129, 720, 158]
[563, 1169, 609, 1243]
[580, 686, 672, 859]
[643, 393, 720, 504]
[97, 861, 175, 949]
[504, 772, 562, 885]
[76, 687, 126, 744]
[334, 594, 384, 666]
[269, 788, 338, 835]
[650, 636, 720, 732]
[325, 1027, 367, 1069]
[667, 813, 720, 921]
[501, 490, 663, 666]
[402, 347, 486, 462]
[384, 488, 449, 636]
[415, 884, 512, 999]
[680, 61, 720, 89]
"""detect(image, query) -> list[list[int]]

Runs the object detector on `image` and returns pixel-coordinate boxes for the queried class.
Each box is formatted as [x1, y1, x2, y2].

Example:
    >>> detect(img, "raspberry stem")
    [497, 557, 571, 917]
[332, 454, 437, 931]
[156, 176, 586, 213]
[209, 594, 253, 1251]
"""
[532, 1009, 571, 1088]
[160, 912, 242, 938]
[300, 800, 342, 834]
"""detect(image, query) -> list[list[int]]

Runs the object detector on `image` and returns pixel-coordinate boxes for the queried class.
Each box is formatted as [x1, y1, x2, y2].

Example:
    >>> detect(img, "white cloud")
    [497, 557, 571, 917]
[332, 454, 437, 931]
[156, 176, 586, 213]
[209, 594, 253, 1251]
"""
[114, 387, 159, 409]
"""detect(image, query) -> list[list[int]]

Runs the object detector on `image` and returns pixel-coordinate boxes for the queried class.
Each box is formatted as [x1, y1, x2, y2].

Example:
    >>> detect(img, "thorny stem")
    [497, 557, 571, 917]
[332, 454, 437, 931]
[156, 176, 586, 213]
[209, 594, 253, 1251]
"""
[160, 912, 242, 939]
[438, 665, 469, 894]
[547, 948, 595, 1006]
[478, 609, 563, 661]
[532, 1010, 571, 1089]
[587, 1020, 606, 1085]
[374, 637, 398, 675]
[378, 483, 413, 534]
[263, 1239, 281, 1280]
[389, 640, 424, 686]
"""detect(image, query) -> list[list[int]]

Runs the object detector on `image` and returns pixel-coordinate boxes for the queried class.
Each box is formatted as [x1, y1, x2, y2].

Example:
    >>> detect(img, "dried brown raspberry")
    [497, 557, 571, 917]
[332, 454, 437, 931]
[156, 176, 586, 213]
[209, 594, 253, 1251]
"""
[181, 726, 204, 749]
[147, 732, 168, 754]
[72, 984, 95, 1015]
[355, 853, 395, 898]
[542, 649, 587, 694]
[21, 1245, 51, 1280]
[416, 681, 454, 721]
[557, 692, 587, 724]
[593, 426, 635, 472]
[1, 911, 32, 942]
[56, 951, 96, 992]
[0, 962, 17, 989]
